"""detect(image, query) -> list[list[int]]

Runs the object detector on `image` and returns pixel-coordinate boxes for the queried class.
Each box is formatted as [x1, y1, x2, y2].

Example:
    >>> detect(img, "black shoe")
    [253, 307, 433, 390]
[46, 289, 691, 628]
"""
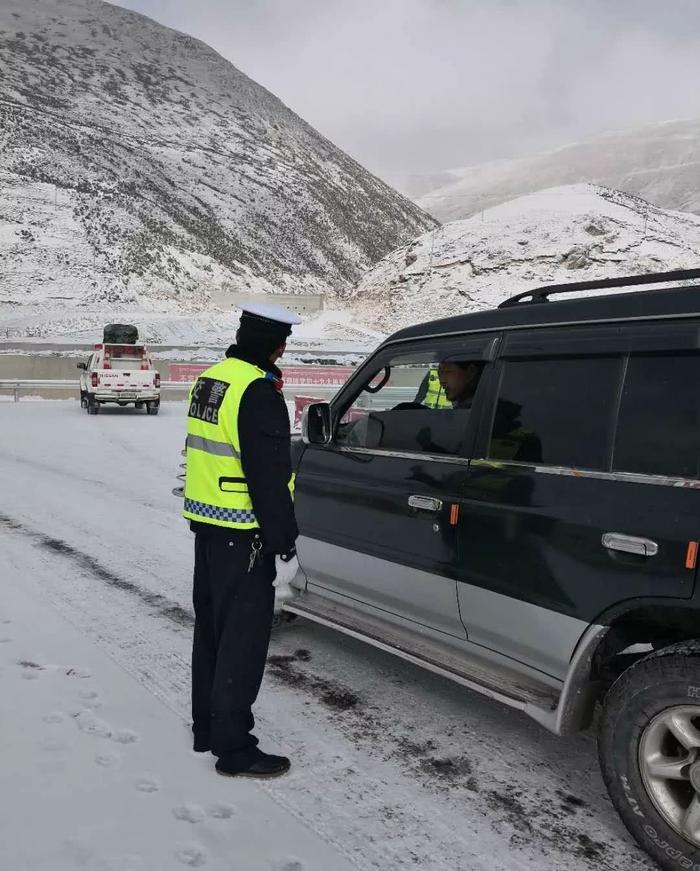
[193, 734, 210, 753]
[216, 751, 290, 779]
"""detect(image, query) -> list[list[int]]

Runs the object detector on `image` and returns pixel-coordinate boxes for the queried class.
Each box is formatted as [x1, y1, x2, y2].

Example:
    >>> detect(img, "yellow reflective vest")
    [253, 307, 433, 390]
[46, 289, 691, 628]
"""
[183, 357, 266, 530]
[424, 368, 451, 409]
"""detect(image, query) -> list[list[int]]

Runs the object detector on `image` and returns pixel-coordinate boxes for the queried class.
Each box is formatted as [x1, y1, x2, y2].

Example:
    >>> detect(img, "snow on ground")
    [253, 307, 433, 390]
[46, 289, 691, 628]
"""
[1, 562, 356, 871]
[0, 402, 656, 871]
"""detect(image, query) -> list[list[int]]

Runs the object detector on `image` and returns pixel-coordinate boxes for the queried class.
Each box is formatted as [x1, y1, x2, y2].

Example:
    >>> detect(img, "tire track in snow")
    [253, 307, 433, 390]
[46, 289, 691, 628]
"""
[0, 513, 193, 628]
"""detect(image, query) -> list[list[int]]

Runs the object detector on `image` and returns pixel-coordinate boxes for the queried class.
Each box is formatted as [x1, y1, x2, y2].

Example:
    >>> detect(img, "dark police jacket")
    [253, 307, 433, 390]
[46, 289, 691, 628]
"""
[189, 345, 298, 558]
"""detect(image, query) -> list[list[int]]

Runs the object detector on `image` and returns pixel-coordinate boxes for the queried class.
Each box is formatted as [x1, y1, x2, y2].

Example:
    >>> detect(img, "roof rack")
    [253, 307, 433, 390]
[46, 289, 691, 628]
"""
[498, 267, 700, 309]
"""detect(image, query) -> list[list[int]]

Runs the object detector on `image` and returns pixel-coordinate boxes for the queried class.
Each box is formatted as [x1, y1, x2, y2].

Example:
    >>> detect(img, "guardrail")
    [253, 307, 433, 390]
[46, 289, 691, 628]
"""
[0, 379, 344, 402]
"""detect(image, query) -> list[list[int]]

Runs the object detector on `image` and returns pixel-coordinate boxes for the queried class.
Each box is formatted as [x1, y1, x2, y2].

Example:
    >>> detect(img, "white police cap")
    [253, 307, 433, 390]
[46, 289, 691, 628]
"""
[238, 301, 302, 326]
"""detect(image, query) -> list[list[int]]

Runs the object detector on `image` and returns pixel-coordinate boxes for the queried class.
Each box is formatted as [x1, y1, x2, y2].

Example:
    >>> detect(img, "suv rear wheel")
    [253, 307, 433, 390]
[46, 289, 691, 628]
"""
[599, 642, 700, 870]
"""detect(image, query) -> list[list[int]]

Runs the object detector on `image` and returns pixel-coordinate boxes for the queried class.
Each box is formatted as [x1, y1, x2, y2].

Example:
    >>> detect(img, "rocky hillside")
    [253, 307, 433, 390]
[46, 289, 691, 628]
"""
[417, 119, 700, 223]
[349, 184, 700, 332]
[0, 0, 435, 340]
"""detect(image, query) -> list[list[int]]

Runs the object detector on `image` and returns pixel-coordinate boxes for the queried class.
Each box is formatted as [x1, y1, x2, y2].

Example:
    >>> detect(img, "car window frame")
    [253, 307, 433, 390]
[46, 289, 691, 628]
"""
[472, 319, 700, 482]
[611, 349, 700, 481]
[326, 335, 501, 461]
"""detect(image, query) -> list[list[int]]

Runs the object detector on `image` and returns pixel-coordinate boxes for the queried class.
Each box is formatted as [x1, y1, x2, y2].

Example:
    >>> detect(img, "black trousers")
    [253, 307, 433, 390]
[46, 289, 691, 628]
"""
[191, 529, 275, 767]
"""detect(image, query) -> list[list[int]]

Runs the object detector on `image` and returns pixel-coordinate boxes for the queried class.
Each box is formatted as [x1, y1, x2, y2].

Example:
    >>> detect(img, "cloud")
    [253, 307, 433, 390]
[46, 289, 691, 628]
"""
[117, 0, 700, 188]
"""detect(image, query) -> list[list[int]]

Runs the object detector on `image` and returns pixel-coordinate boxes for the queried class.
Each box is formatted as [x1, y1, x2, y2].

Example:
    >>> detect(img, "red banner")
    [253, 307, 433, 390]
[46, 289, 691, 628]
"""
[282, 366, 354, 386]
[169, 363, 210, 382]
[169, 363, 354, 386]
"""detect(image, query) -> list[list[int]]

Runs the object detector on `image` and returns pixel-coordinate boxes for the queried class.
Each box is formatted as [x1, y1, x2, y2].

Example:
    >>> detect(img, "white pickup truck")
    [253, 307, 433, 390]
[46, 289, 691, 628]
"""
[78, 343, 161, 415]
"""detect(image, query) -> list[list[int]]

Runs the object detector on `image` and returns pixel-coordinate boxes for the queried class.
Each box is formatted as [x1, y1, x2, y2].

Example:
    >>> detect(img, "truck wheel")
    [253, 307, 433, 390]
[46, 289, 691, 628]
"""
[87, 395, 99, 415]
[598, 641, 700, 871]
[146, 401, 159, 416]
[135, 402, 144, 410]
[80, 391, 87, 409]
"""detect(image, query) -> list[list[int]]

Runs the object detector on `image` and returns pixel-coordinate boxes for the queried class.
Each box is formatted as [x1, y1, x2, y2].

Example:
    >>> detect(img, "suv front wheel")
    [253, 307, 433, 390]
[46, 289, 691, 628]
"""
[599, 641, 700, 871]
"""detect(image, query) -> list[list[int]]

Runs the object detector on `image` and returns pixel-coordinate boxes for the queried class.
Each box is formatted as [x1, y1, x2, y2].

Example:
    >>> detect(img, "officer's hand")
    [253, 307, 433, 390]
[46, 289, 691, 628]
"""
[274, 554, 299, 588]
[274, 555, 299, 612]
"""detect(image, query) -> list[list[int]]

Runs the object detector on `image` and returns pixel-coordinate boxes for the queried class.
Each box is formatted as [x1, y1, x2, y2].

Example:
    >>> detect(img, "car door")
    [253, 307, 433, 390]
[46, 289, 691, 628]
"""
[295, 334, 500, 640]
[455, 321, 700, 680]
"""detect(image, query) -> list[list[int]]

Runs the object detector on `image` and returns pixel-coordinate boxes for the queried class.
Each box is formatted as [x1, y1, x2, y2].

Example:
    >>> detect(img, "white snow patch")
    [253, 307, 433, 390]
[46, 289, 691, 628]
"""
[351, 183, 700, 331]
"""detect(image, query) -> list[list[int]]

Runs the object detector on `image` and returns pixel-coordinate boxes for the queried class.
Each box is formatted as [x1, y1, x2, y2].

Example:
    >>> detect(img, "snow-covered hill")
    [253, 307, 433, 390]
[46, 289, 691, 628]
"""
[349, 184, 700, 332]
[417, 118, 700, 223]
[0, 0, 435, 340]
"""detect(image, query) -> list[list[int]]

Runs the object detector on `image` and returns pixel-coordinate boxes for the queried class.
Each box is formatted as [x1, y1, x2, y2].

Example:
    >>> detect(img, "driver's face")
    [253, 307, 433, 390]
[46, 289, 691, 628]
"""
[438, 362, 477, 402]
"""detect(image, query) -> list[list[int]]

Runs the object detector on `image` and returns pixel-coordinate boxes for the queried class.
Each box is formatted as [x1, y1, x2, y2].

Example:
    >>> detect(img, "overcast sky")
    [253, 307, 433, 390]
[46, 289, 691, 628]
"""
[118, 0, 700, 192]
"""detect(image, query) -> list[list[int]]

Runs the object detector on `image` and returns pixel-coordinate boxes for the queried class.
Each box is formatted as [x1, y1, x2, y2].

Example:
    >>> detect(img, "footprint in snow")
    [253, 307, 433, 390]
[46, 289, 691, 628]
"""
[17, 659, 43, 668]
[135, 776, 160, 792]
[0, 636, 13, 644]
[175, 842, 208, 867]
[173, 803, 206, 823]
[18, 659, 43, 678]
[113, 729, 139, 745]
[206, 802, 236, 819]
[44, 711, 67, 724]
[271, 861, 304, 871]
[65, 667, 92, 678]
[78, 689, 103, 710]
[75, 711, 113, 739]
[96, 752, 121, 769]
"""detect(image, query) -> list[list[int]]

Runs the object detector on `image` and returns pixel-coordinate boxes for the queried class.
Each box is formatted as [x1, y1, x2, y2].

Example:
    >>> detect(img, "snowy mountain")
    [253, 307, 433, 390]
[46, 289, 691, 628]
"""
[417, 118, 700, 223]
[348, 184, 700, 332]
[0, 0, 435, 341]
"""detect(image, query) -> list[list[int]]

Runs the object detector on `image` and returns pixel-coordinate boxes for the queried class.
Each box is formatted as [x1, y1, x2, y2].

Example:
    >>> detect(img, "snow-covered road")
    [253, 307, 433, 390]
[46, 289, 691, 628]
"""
[0, 402, 656, 870]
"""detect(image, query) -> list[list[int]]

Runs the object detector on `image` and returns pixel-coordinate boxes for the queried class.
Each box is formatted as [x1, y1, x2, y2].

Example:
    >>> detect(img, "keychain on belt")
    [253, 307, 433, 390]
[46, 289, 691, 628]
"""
[247, 536, 263, 573]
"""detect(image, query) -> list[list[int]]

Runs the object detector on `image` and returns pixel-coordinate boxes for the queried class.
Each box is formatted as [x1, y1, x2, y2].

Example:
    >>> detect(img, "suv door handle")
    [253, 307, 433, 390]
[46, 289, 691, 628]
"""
[602, 532, 658, 557]
[408, 495, 443, 512]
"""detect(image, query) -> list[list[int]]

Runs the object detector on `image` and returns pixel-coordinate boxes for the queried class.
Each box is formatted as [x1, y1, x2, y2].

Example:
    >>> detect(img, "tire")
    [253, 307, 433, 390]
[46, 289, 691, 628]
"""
[87, 395, 99, 415]
[599, 641, 700, 871]
[146, 401, 159, 416]
[135, 402, 144, 410]
[80, 391, 87, 409]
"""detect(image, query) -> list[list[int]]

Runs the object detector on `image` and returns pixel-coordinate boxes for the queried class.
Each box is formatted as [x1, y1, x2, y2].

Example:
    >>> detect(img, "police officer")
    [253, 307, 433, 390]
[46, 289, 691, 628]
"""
[415, 367, 452, 408]
[184, 302, 301, 778]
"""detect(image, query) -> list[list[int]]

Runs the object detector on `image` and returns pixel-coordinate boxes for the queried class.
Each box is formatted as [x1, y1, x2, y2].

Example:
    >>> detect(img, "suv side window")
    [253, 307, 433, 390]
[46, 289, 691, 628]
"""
[613, 352, 700, 479]
[488, 356, 620, 470]
[335, 354, 484, 456]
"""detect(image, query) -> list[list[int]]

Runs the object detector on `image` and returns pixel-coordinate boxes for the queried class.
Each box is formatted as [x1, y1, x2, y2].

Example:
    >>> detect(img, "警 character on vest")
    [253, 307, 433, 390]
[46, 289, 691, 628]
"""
[184, 301, 301, 779]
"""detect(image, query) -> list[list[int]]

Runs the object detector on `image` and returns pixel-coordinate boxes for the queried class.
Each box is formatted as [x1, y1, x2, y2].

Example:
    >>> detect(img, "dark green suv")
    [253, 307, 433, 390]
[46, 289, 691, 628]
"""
[290, 268, 700, 871]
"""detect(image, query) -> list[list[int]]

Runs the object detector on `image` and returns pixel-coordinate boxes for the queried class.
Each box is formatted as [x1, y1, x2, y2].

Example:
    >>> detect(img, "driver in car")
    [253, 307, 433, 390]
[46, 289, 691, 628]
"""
[435, 361, 481, 409]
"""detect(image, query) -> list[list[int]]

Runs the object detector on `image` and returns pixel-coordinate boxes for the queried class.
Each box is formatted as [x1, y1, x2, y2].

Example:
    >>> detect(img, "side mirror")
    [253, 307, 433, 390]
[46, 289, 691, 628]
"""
[302, 402, 332, 445]
[77, 362, 87, 370]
